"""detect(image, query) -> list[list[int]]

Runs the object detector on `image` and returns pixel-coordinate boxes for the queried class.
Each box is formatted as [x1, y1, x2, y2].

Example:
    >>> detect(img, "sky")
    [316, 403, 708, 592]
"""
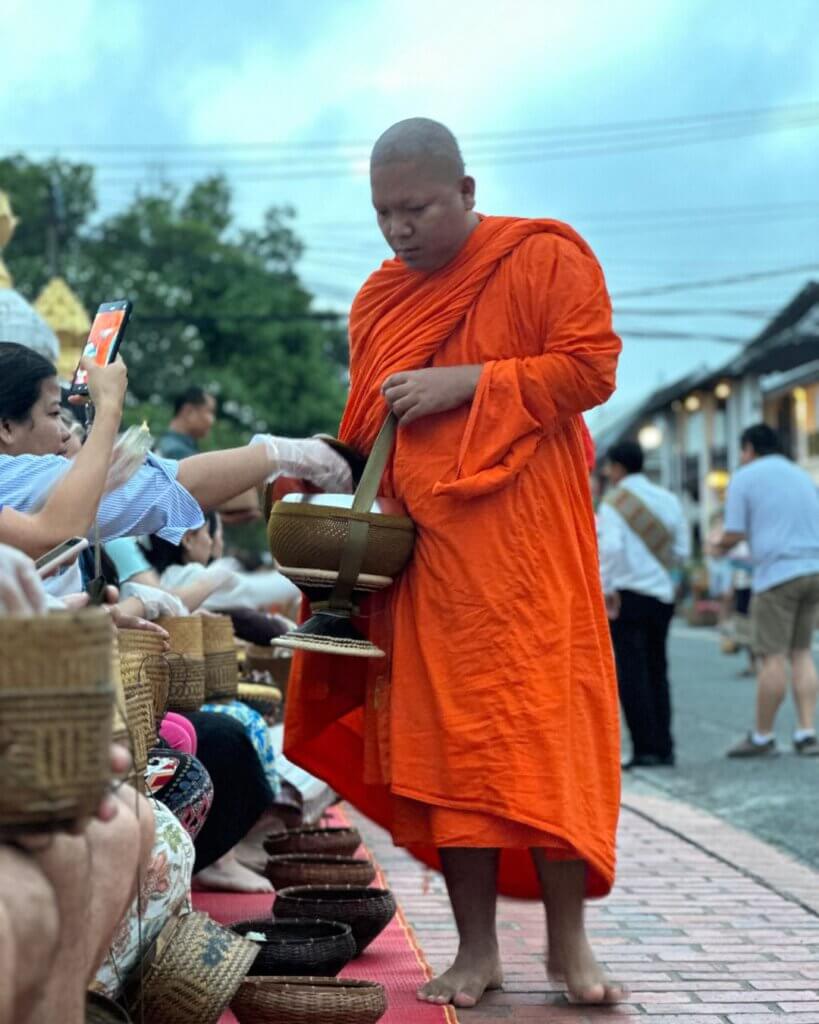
[2, 0, 818, 429]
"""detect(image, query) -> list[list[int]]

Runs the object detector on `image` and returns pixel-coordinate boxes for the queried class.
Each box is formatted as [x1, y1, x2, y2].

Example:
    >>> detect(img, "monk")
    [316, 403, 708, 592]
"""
[285, 117, 623, 1007]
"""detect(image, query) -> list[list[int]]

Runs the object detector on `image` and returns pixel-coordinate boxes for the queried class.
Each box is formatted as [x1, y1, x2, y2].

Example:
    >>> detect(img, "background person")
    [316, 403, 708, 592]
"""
[157, 385, 216, 459]
[718, 423, 819, 757]
[599, 440, 690, 769]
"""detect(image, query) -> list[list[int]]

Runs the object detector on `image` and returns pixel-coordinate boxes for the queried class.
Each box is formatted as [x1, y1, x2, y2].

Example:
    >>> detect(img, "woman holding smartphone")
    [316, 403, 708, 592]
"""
[0, 353, 129, 559]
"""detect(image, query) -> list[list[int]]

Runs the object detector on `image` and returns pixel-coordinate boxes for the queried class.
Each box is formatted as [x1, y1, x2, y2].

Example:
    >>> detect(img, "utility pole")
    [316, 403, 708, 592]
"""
[46, 175, 64, 278]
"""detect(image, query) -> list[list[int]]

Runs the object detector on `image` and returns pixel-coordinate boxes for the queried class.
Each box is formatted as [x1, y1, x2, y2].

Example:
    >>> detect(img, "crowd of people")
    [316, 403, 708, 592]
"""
[0, 340, 354, 1021]
[598, 423, 819, 767]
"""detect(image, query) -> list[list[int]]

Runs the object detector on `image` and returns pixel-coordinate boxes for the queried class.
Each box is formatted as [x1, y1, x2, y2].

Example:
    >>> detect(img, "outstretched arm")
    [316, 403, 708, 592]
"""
[175, 434, 352, 509]
[0, 359, 128, 558]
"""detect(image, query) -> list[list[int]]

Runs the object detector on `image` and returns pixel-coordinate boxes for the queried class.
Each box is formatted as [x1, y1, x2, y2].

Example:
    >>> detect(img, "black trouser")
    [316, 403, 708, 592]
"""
[609, 590, 675, 760]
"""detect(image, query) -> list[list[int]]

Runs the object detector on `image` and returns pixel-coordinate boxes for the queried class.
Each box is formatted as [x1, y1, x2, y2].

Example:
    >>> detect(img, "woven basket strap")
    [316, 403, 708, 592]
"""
[329, 414, 396, 612]
[352, 413, 396, 513]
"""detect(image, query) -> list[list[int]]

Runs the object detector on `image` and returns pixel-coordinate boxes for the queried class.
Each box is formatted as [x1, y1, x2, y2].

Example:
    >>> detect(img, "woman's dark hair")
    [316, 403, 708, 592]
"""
[0, 343, 57, 422]
[140, 510, 220, 574]
[606, 440, 644, 475]
[740, 423, 782, 457]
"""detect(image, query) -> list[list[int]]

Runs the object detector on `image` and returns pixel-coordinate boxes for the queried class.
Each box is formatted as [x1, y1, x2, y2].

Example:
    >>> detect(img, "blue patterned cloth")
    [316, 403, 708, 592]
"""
[200, 699, 280, 797]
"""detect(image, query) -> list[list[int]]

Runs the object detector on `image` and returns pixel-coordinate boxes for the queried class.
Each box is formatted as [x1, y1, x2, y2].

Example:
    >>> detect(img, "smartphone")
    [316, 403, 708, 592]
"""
[35, 537, 89, 578]
[69, 299, 133, 397]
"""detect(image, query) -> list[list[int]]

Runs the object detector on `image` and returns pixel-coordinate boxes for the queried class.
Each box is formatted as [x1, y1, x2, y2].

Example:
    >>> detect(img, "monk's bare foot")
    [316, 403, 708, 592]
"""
[418, 948, 503, 1008]
[193, 852, 273, 893]
[548, 937, 626, 1004]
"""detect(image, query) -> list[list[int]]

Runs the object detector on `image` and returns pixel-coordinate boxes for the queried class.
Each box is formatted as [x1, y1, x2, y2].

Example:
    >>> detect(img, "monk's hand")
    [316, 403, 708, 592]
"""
[381, 366, 482, 426]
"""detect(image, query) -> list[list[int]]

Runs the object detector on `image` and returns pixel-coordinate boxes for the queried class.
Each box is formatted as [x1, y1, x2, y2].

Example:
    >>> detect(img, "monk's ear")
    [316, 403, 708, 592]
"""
[460, 175, 476, 211]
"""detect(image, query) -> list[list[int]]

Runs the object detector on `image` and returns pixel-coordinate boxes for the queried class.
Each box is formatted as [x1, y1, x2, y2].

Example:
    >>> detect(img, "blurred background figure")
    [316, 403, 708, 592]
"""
[157, 385, 217, 460]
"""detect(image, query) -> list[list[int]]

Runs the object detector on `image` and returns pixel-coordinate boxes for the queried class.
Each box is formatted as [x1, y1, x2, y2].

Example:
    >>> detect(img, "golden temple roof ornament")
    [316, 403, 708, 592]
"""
[35, 277, 92, 382]
[0, 191, 18, 289]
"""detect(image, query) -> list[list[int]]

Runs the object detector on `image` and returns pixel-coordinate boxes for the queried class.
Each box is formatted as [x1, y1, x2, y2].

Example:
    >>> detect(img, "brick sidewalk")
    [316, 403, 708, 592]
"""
[347, 797, 819, 1023]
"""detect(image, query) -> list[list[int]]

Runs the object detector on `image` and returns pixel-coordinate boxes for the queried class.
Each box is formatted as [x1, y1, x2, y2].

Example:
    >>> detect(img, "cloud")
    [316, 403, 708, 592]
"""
[169, 0, 682, 147]
[0, 0, 144, 109]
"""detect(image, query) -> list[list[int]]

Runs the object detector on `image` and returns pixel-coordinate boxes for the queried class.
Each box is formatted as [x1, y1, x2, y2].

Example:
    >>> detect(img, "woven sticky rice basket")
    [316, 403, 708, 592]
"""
[265, 854, 376, 890]
[118, 628, 169, 728]
[86, 991, 132, 1022]
[231, 918, 355, 977]
[232, 976, 387, 1024]
[0, 609, 114, 833]
[110, 632, 130, 752]
[116, 629, 162, 777]
[274, 886, 397, 955]
[264, 826, 362, 858]
[268, 501, 414, 579]
[237, 682, 282, 718]
[245, 645, 291, 696]
[125, 911, 258, 1024]
[156, 616, 206, 712]
[201, 614, 239, 701]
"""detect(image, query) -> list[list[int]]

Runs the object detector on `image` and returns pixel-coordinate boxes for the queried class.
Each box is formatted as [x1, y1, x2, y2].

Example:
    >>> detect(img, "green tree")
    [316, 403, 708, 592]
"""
[0, 158, 348, 447]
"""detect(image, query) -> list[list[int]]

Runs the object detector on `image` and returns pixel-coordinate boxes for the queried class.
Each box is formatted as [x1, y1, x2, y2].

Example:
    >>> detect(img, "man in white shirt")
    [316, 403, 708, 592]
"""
[718, 423, 819, 758]
[598, 441, 690, 768]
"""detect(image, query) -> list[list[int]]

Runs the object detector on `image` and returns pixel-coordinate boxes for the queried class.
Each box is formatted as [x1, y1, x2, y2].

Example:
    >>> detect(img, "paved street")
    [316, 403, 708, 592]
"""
[625, 624, 819, 870]
[347, 623, 819, 1023]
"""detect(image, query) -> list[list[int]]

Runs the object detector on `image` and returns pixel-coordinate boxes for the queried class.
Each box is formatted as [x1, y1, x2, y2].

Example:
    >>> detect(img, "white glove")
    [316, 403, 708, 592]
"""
[250, 435, 353, 494]
[120, 581, 189, 619]
[0, 543, 48, 614]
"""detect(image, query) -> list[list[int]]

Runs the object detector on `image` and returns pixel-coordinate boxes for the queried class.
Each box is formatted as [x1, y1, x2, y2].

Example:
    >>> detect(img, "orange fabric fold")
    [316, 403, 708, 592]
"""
[285, 215, 622, 898]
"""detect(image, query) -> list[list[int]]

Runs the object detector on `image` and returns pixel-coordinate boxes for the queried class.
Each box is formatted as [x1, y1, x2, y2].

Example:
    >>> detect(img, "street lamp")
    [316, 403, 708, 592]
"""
[638, 424, 663, 450]
[684, 395, 701, 412]
[715, 381, 732, 400]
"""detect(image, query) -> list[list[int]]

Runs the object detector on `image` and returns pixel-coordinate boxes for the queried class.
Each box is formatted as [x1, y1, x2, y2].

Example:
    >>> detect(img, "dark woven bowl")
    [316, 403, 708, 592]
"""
[232, 976, 387, 1024]
[264, 826, 362, 858]
[86, 992, 132, 1023]
[230, 918, 355, 978]
[274, 886, 397, 955]
[265, 854, 376, 890]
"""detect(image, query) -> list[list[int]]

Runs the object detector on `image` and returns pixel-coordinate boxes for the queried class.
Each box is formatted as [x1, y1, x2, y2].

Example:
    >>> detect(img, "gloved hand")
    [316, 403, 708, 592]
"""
[250, 435, 353, 494]
[120, 581, 189, 619]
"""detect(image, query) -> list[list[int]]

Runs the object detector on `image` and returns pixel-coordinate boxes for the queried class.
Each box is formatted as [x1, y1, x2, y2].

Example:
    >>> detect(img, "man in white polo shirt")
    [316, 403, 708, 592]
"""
[599, 441, 690, 769]
[719, 423, 819, 758]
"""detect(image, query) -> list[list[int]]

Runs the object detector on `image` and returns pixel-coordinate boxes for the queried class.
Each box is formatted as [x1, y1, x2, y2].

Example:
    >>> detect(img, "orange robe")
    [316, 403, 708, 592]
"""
[285, 216, 622, 898]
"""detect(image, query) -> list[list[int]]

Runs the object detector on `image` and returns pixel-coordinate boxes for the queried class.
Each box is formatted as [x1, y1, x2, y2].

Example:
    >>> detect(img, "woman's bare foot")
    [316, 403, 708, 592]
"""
[193, 851, 273, 893]
[233, 835, 268, 874]
[418, 947, 503, 1008]
[548, 937, 626, 1004]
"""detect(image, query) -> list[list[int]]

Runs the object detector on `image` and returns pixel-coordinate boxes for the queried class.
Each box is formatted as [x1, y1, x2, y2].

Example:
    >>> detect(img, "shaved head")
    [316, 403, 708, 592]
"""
[371, 117, 465, 182]
[370, 118, 478, 273]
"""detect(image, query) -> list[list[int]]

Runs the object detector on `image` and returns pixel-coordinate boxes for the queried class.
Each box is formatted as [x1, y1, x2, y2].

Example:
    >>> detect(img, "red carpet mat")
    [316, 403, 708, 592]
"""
[193, 808, 454, 1024]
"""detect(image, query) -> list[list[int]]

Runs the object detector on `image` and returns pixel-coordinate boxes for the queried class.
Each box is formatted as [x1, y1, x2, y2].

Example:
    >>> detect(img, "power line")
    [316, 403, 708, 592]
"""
[290, 199, 819, 241]
[618, 329, 743, 344]
[614, 307, 773, 318]
[12, 99, 819, 154]
[612, 264, 819, 299]
[84, 110, 819, 186]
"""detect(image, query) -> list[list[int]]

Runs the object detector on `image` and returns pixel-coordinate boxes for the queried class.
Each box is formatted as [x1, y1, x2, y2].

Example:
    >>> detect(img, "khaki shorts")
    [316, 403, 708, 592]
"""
[752, 573, 819, 656]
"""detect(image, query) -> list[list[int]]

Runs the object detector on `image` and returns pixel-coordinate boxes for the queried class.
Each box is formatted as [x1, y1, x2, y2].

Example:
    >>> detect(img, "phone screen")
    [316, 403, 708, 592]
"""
[71, 302, 131, 392]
